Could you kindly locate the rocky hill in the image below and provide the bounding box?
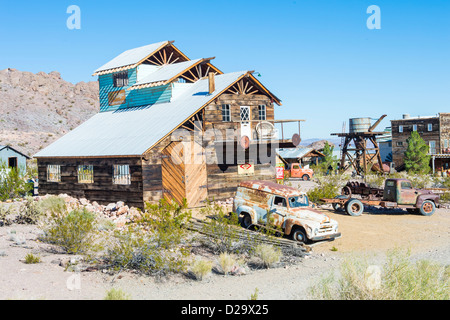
[0,68,99,157]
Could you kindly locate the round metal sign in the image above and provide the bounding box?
[292,133,301,146]
[240,135,250,149]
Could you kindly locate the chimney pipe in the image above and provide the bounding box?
[208,72,215,94]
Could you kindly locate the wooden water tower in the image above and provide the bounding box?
[332,115,387,175]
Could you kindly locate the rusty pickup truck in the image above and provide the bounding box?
[322,178,440,216]
[287,163,314,181]
[233,180,341,243]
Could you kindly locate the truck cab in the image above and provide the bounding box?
[233,180,340,243]
[288,163,314,181]
[382,178,440,215]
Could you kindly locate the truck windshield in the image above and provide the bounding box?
[288,195,309,208]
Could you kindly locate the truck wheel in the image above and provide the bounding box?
[346,199,364,216]
[332,195,348,212]
[291,227,308,243]
[240,213,253,228]
[419,200,436,216]
[302,174,310,181]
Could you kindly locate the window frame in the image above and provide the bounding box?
[258,104,266,121]
[113,164,131,185]
[222,104,231,122]
[77,165,94,184]
[47,164,61,183]
[399,125,403,133]
[412,124,417,131]
[427,123,433,132]
[113,71,129,87]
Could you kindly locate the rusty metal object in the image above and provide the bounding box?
[322,178,440,216]
[234,180,341,242]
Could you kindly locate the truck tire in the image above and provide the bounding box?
[291,227,308,243]
[345,199,364,216]
[332,195,348,212]
[240,213,253,228]
[302,174,310,181]
[419,200,436,216]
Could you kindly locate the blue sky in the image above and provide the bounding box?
[0,0,449,140]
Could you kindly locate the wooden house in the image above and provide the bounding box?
[34,41,301,208]
[391,113,450,174]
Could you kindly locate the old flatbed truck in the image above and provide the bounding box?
[321,178,440,216]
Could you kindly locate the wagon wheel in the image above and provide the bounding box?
[341,186,352,197]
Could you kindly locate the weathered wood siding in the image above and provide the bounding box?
[204,93,274,140]
[37,157,144,208]
[391,117,440,168]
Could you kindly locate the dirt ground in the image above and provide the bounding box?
[0,181,449,300]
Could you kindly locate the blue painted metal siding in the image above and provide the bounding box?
[98,68,172,112]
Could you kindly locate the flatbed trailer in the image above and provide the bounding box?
[321,178,441,216]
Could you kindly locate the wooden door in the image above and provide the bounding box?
[240,106,251,139]
[161,142,186,205]
[161,141,208,208]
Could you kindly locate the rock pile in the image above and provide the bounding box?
[35,194,143,228]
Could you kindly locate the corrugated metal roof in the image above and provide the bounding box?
[93,41,169,75]
[34,71,248,158]
[131,59,202,88]
[277,148,314,159]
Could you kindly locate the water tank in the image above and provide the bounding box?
[349,117,371,133]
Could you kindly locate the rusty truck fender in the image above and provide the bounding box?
[235,205,258,225]
[283,218,305,236]
[415,194,440,208]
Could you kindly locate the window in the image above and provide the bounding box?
[78,165,94,183]
[429,141,436,154]
[222,104,231,122]
[8,157,17,169]
[444,139,449,149]
[288,195,309,208]
[428,123,433,131]
[386,181,395,187]
[413,124,417,131]
[258,105,266,120]
[113,165,131,185]
[401,182,412,189]
[396,141,403,147]
[273,196,287,207]
[113,71,129,87]
[47,165,61,182]
[399,125,403,133]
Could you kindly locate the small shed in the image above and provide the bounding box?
[277,147,325,167]
[0,145,30,171]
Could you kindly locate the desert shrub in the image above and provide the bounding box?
[38,196,67,216]
[0,205,12,226]
[141,198,192,250]
[309,249,449,300]
[0,163,31,201]
[364,174,386,188]
[218,252,236,275]
[40,208,100,254]
[200,201,241,254]
[307,183,339,204]
[104,288,131,300]
[190,258,213,281]
[103,224,189,276]
[252,244,281,268]
[24,253,41,264]
[15,196,43,224]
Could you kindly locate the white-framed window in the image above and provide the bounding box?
[222,104,231,122]
[396,141,403,147]
[113,165,131,185]
[258,105,266,121]
[47,165,61,182]
[77,165,94,183]
[399,125,403,133]
[429,141,436,155]
[428,123,433,131]
[412,124,417,131]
